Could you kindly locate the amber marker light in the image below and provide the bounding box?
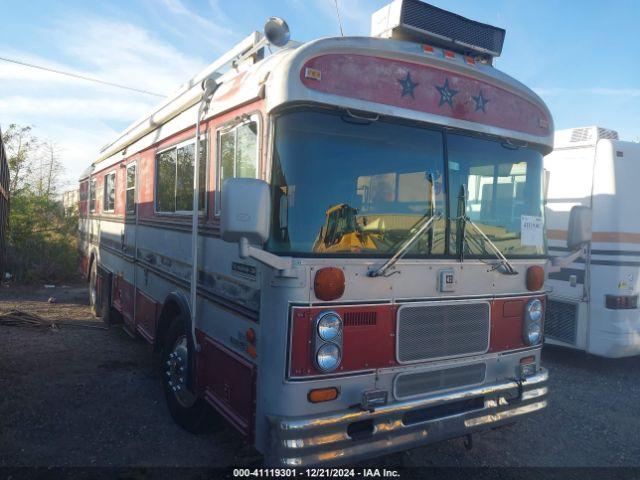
[314,267,345,301]
[520,356,535,365]
[246,328,256,344]
[526,266,545,291]
[308,387,339,403]
[519,355,537,377]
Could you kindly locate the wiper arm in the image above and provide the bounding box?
[367,212,442,277]
[461,217,518,275]
[455,184,517,275]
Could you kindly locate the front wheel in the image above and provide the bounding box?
[162,316,212,433]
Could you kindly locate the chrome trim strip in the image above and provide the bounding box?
[268,369,548,466]
[276,370,547,431]
[464,400,547,427]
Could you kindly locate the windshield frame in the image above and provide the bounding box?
[266,105,547,260]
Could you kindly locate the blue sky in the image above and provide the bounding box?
[1,0,638,186]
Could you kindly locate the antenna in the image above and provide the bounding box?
[334,0,344,36]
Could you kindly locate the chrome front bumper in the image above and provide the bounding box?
[267,369,548,466]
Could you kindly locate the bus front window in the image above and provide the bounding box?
[268,110,446,256]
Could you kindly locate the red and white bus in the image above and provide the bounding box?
[79,0,553,466]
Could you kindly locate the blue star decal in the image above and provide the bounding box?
[472,90,490,113]
[397,71,418,98]
[436,78,458,108]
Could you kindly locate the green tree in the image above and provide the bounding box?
[3,124,78,283]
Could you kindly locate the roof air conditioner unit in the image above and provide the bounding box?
[371,0,506,61]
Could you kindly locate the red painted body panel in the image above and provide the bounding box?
[135,290,158,343]
[291,296,545,377]
[300,54,550,137]
[112,275,135,324]
[78,254,89,278]
[197,332,256,439]
[290,305,399,377]
[489,296,545,352]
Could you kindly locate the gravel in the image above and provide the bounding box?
[1,285,639,468]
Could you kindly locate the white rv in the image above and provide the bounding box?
[545,126,640,357]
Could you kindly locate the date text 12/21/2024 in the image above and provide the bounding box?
[233,468,401,478]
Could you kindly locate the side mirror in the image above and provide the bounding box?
[220,178,271,244]
[567,205,592,250]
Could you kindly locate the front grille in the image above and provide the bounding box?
[395,363,486,399]
[545,300,578,344]
[397,302,490,363]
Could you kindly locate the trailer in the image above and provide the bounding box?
[0,127,8,278]
[545,126,640,358]
[79,0,554,465]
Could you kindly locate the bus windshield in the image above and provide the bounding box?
[268,109,545,258]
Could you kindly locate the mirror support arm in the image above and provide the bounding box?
[239,237,297,277]
[548,245,588,273]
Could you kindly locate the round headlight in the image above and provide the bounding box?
[316,343,341,372]
[317,311,342,341]
[525,322,542,345]
[526,299,543,322]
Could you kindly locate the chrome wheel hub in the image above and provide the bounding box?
[165,335,196,407]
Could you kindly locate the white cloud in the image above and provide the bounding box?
[0,96,154,121]
[158,0,238,52]
[51,16,207,95]
[1,8,222,188]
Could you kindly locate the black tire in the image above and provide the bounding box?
[161,315,211,434]
[89,260,99,317]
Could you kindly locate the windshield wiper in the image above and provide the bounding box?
[368,173,439,278]
[456,186,518,275]
[367,212,442,277]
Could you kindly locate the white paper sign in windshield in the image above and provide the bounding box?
[521,215,544,247]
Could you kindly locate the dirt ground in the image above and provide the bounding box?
[1,284,639,468]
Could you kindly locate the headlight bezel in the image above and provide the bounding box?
[315,342,342,372]
[316,311,342,342]
[523,298,544,345]
[313,310,343,373]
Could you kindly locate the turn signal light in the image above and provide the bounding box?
[314,267,345,301]
[520,355,535,365]
[526,266,545,291]
[246,328,256,344]
[519,355,536,377]
[308,387,339,403]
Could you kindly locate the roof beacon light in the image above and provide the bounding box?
[371,0,506,62]
[264,17,290,47]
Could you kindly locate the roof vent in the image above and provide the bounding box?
[371,0,505,60]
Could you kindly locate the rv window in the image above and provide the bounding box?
[126,163,136,214]
[89,179,96,213]
[217,120,258,211]
[104,172,116,212]
[155,140,206,213]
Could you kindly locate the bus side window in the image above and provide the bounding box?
[104,172,116,212]
[126,162,136,214]
[216,118,259,214]
[89,178,97,213]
